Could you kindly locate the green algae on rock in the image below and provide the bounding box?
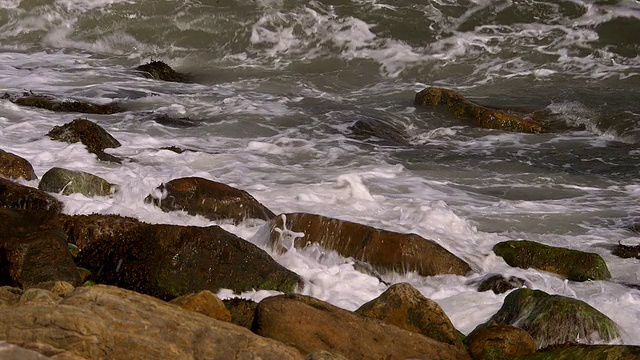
[493,240,611,282]
[39,167,116,197]
[489,288,621,349]
[415,87,544,133]
[515,344,640,360]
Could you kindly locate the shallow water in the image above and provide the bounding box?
[2,0,640,344]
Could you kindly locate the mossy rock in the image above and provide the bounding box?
[415,87,544,133]
[515,344,640,360]
[135,61,189,82]
[39,167,116,197]
[13,95,122,114]
[489,288,621,349]
[493,240,611,281]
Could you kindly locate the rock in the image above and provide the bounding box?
[223,297,258,329]
[0,208,82,288]
[465,322,536,360]
[348,119,409,146]
[169,290,231,322]
[60,214,302,299]
[493,240,611,282]
[2,341,85,360]
[135,61,188,82]
[0,341,52,360]
[153,114,199,128]
[28,281,75,297]
[470,274,527,294]
[0,178,62,213]
[145,177,276,224]
[516,344,640,360]
[0,287,22,308]
[46,119,122,163]
[414,87,544,133]
[260,213,471,277]
[488,288,620,349]
[38,167,116,197]
[356,283,464,349]
[159,146,188,154]
[0,149,37,181]
[18,288,61,306]
[305,351,349,360]
[612,243,640,259]
[12,95,122,115]
[253,294,471,360]
[1,285,303,359]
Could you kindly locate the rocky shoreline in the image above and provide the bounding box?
[1,62,639,359]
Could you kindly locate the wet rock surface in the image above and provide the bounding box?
[12,94,122,115]
[135,61,189,82]
[47,119,122,163]
[0,178,62,212]
[38,167,116,197]
[465,322,536,360]
[0,150,37,181]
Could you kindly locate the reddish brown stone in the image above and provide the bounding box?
[465,322,536,360]
[0,150,37,181]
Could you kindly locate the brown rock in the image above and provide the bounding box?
[0,286,22,308]
[356,283,464,349]
[0,208,81,288]
[3,341,86,360]
[135,61,189,82]
[415,87,544,133]
[0,150,37,181]
[13,95,122,115]
[223,297,258,329]
[0,178,62,213]
[18,288,61,306]
[29,281,75,297]
[170,290,231,322]
[252,294,471,360]
[261,213,471,277]
[46,119,122,163]
[60,214,302,299]
[305,351,349,360]
[465,322,536,360]
[471,274,527,294]
[145,177,276,224]
[0,341,52,359]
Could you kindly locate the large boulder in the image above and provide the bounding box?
[13,95,122,115]
[0,178,62,213]
[0,284,303,360]
[38,167,116,197]
[465,322,536,360]
[516,344,640,360]
[488,288,620,349]
[145,177,276,224]
[356,283,464,349]
[0,208,81,288]
[60,214,302,299]
[259,213,471,277]
[415,87,544,133]
[252,294,471,360]
[493,240,611,282]
[46,119,122,163]
[0,150,37,181]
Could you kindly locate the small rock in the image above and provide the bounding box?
[223,297,258,329]
[29,281,75,297]
[135,61,189,82]
[170,290,231,322]
[39,167,116,197]
[612,243,640,259]
[0,149,37,181]
[13,95,122,114]
[465,322,536,360]
[18,288,61,306]
[470,274,527,294]
[47,119,122,163]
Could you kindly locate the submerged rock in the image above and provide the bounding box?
[0,178,62,212]
[153,114,200,128]
[517,344,640,360]
[0,341,52,360]
[348,119,410,146]
[47,118,122,163]
[145,177,276,224]
[135,61,189,82]
[488,288,621,349]
[0,208,82,288]
[38,167,116,197]
[465,322,536,360]
[493,240,611,282]
[0,150,37,181]
[260,213,471,277]
[469,273,527,294]
[415,87,544,133]
[13,94,122,114]
[355,283,464,349]
[60,214,302,299]
[252,294,471,360]
[612,243,640,259]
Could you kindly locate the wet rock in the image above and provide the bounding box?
[0,341,52,360]
[465,322,536,360]
[348,119,410,146]
[145,177,276,224]
[356,283,464,349]
[470,274,527,294]
[488,288,620,349]
[60,214,302,299]
[415,87,544,133]
[0,178,62,213]
[612,243,640,259]
[260,213,471,277]
[12,95,122,115]
[0,149,37,181]
[252,294,471,360]
[47,118,122,163]
[169,290,231,322]
[0,208,82,288]
[0,285,303,360]
[153,114,199,128]
[38,167,116,197]
[160,146,188,153]
[517,344,640,360]
[223,297,258,329]
[493,240,611,282]
[135,61,189,82]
